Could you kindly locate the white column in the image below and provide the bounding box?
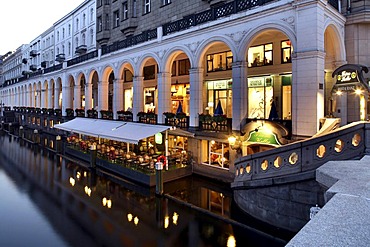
[62,85,71,116]
[133,76,144,121]
[231,61,248,131]
[54,83,61,109]
[98,80,109,117]
[189,68,204,127]
[113,79,124,119]
[85,82,92,111]
[47,87,53,109]
[73,84,82,111]
[157,72,171,124]
[40,88,47,109]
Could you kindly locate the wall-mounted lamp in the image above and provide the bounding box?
[228,135,241,151]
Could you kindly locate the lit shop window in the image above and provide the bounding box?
[248,43,273,67]
[282,75,292,120]
[202,140,229,169]
[248,76,273,119]
[207,51,233,72]
[281,40,292,63]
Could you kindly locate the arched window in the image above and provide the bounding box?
[75,37,79,47]
[90,29,94,45]
[68,42,71,55]
[83,14,86,27]
[62,28,65,39]
[90,8,94,23]
[76,19,79,31]
[62,45,65,54]
[82,34,86,45]
[68,24,71,36]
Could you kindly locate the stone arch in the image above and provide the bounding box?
[118,59,135,79]
[239,21,296,59]
[136,53,161,76]
[194,35,237,68]
[161,46,194,72]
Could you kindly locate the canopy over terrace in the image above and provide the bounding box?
[54,118,180,144]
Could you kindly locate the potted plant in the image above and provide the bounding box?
[163,112,175,119]
[66,108,74,117]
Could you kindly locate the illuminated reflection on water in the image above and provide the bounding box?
[0,134,288,247]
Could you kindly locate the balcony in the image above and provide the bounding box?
[29,50,38,57]
[55,54,65,63]
[29,65,37,71]
[41,61,47,68]
[96,30,110,45]
[120,17,138,36]
[75,45,87,55]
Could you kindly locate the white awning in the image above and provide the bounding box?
[54,118,193,144]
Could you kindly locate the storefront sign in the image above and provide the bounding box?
[248,77,273,87]
[207,80,231,90]
[336,70,359,84]
[246,130,281,146]
[155,133,163,144]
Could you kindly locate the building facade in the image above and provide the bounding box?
[0,0,369,177]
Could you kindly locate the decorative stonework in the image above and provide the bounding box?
[185,41,201,54]
[155,50,166,59]
[282,16,295,28]
[226,30,248,44]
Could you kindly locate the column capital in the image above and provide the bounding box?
[189,67,204,74]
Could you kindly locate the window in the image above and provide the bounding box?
[133,0,137,17]
[97,0,102,7]
[124,69,133,82]
[68,42,71,55]
[248,43,273,67]
[90,8,94,23]
[75,37,79,47]
[178,59,190,75]
[57,31,60,41]
[97,16,102,32]
[143,0,151,14]
[281,40,292,63]
[76,19,79,31]
[206,51,233,72]
[162,0,171,6]
[143,65,155,80]
[62,28,65,39]
[122,2,128,20]
[113,10,120,27]
[105,14,110,30]
[104,0,110,5]
[202,140,230,169]
[171,61,176,76]
[82,33,86,45]
[68,24,71,36]
[62,45,65,54]
[83,13,86,27]
[281,75,292,120]
[90,29,94,45]
[247,76,274,119]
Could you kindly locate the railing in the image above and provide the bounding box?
[164,115,189,129]
[163,0,275,35]
[117,111,133,122]
[198,114,232,133]
[44,63,63,74]
[232,122,368,189]
[137,112,157,124]
[101,29,157,56]
[67,50,98,67]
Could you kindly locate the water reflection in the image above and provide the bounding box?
[0,133,288,247]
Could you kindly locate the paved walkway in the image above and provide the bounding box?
[286,156,370,247]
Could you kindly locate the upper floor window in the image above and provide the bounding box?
[207,51,233,72]
[105,14,110,30]
[90,8,94,23]
[124,69,133,82]
[82,34,86,45]
[97,16,102,32]
[97,0,102,7]
[248,43,273,67]
[105,0,110,5]
[76,19,79,31]
[122,2,128,20]
[179,59,190,75]
[143,65,155,80]
[113,10,120,27]
[75,37,79,48]
[90,29,94,45]
[57,31,60,41]
[83,13,86,27]
[281,40,292,63]
[62,28,65,39]
[133,0,137,17]
[143,0,151,14]
[68,24,71,36]
[162,0,171,6]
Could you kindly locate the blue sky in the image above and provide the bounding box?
[0,0,85,55]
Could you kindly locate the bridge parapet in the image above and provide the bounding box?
[232,122,368,189]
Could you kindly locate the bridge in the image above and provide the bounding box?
[231,121,370,232]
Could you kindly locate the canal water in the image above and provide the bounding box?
[0,133,292,247]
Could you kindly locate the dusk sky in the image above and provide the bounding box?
[0,0,85,55]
